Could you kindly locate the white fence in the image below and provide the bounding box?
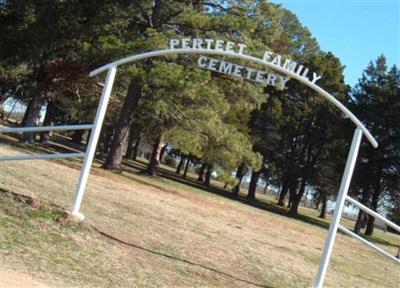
[1,46,398,288]
[0,124,92,161]
[0,123,95,222]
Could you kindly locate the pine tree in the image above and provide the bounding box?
[350,56,400,236]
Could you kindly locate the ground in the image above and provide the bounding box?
[0,143,399,288]
[1,270,48,288]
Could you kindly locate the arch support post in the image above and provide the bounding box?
[71,66,117,220]
[313,127,363,288]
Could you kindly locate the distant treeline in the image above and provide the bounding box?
[1,0,399,236]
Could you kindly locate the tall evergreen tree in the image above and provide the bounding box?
[350,56,400,236]
[250,51,348,215]
[0,0,138,141]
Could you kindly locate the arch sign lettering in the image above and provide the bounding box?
[1,38,398,288]
[170,38,321,90]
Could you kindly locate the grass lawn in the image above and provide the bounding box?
[1,143,399,287]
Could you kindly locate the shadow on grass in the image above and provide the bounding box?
[3,134,394,248]
[0,132,86,154]
[1,130,328,231]
[95,227,274,288]
[360,234,400,249]
[121,159,330,231]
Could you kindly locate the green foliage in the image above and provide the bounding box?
[249,50,348,213]
[350,56,400,225]
[4,0,394,214]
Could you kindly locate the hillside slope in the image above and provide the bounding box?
[1,144,399,288]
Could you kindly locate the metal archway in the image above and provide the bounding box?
[2,45,398,288]
[73,47,400,288]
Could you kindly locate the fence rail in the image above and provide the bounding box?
[334,196,400,265]
[0,124,92,161]
[346,196,400,233]
[0,152,86,161]
[338,224,400,264]
[0,124,93,133]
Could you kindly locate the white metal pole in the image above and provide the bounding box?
[337,225,400,264]
[313,127,363,288]
[71,66,117,220]
[345,196,400,233]
[0,124,93,133]
[1,152,85,161]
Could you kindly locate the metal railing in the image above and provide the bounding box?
[0,124,92,161]
[313,128,399,288]
[341,196,400,264]
[1,47,396,288]
[346,196,400,233]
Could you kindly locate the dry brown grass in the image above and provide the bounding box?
[1,144,399,288]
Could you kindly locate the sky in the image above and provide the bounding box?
[270,0,400,86]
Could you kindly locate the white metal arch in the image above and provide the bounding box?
[89,48,378,148]
[69,48,391,288]
[68,48,390,288]
[2,47,397,288]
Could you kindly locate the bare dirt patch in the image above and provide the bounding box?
[1,270,49,288]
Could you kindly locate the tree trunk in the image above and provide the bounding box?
[125,126,138,158]
[277,175,289,206]
[288,196,299,215]
[183,156,190,178]
[197,162,206,182]
[146,133,164,176]
[247,169,262,200]
[362,215,369,229]
[131,138,140,160]
[20,95,44,143]
[159,144,168,163]
[288,177,306,216]
[204,164,213,186]
[132,137,141,160]
[365,191,379,236]
[287,193,293,208]
[71,129,84,145]
[103,79,142,170]
[101,127,113,154]
[232,163,246,196]
[354,187,370,234]
[287,178,298,209]
[319,191,327,219]
[39,100,56,145]
[315,191,322,209]
[354,210,366,234]
[21,99,33,125]
[125,125,141,160]
[176,156,186,174]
